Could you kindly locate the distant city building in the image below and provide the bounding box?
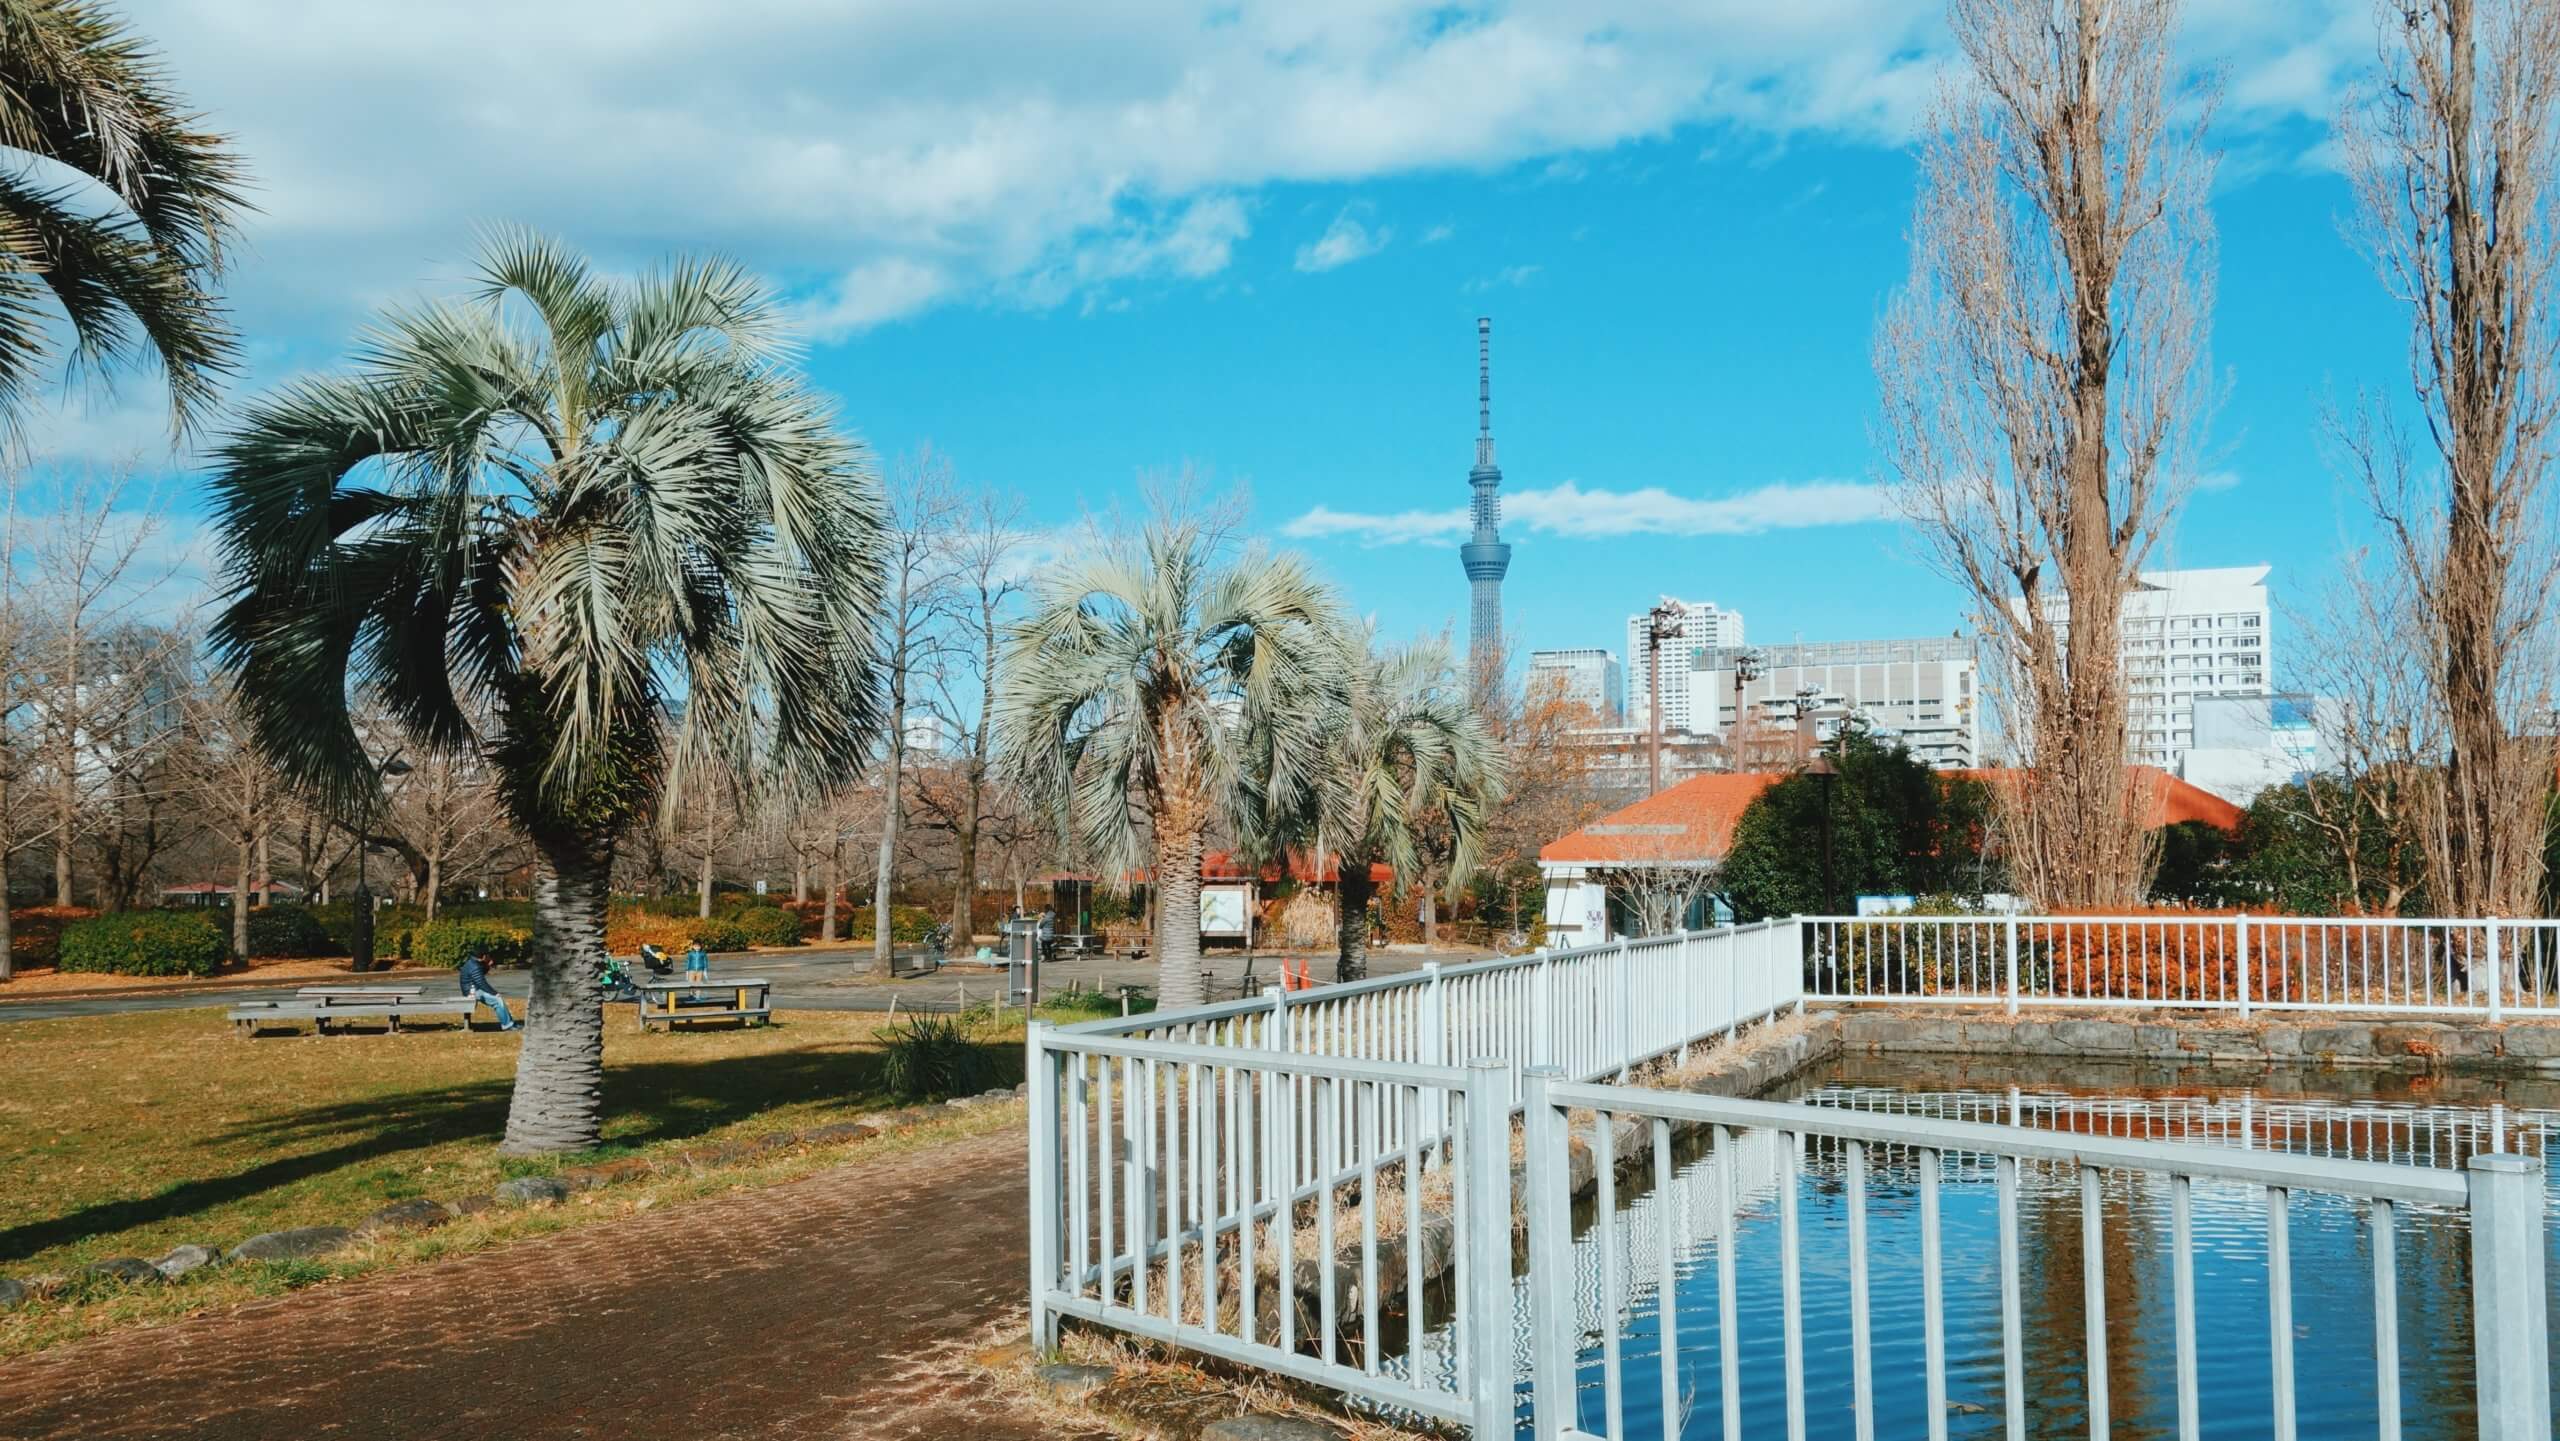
[1698,636,1981,769]
[880,712,960,761]
[1526,648,1622,723]
[1624,597,1744,734]
[1458,317,1510,690]
[1562,725,1727,796]
[2179,693,2333,805]
[2018,564,2273,771]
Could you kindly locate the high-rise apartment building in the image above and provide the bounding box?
[1624,598,1743,733]
[1526,648,1621,723]
[2024,564,2273,770]
[1698,636,1981,768]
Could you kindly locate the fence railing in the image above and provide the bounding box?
[1026,915,2558,1438]
[1802,912,2560,1017]
[1521,1072,2552,1441]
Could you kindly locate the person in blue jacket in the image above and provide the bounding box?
[457,949,518,1031]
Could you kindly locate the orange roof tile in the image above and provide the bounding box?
[1540,763,2241,868]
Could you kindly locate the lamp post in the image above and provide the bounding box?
[1729,648,1763,768]
[1643,601,1681,794]
[348,752,411,973]
[1804,749,1840,915]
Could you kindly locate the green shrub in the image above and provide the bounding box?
[731,905,804,947]
[243,904,336,958]
[875,1013,999,1101]
[58,911,231,977]
[686,918,751,953]
[411,918,531,969]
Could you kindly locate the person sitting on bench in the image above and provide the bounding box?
[457,949,518,1031]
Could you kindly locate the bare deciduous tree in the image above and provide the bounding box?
[870,450,957,976]
[1876,0,2217,908]
[916,485,1024,945]
[2338,0,2560,918]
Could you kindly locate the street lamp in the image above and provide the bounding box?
[1643,601,1682,794]
[348,752,411,973]
[1804,749,1840,916]
[1729,648,1763,768]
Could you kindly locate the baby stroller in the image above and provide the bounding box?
[596,952,645,1003]
[637,942,674,977]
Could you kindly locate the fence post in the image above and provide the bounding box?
[1460,1059,1517,1439]
[2004,912,2020,1018]
[2488,921,2506,1023]
[1419,966,1446,1169]
[1616,941,1634,1080]
[1533,950,1555,1070]
[1727,926,1743,1045]
[1263,985,1288,1191]
[1792,919,1806,1017]
[2235,913,2251,1021]
[1522,1067,1574,1441]
[2468,1154,2551,1437]
[1026,1021,1059,1350]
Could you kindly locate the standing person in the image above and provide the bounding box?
[684,938,710,999]
[457,948,518,1031]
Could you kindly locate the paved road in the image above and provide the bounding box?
[0,944,1461,1023]
[0,1122,1081,1441]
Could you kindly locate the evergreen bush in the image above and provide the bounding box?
[58,911,230,977]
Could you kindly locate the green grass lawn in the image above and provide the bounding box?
[0,1003,1040,1358]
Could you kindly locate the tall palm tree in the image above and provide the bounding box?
[210,232,884,1153]
[1283,636,1503,981]
[997,518,1348,1009]
[0,0,247,440]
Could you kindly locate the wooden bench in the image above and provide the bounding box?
[635,977,772,1031]
[230,993,483,1035]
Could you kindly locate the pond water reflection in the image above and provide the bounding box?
[1529,1057,2559,1440]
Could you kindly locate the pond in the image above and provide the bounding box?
[1465,1057,2558,1439]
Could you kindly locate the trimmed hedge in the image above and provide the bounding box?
[731,905,804,947]
[411,918,531,970]
[59,911,231,977]
[244,904,335,959]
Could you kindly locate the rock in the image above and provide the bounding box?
[2052,1020,2135,1054]
[1012,1081,1028,1096]
[152,1245,218,1281]
[355,1197,454,1236]
[2501,1025,2560,1059]
[751,1131,801,1153]
[1034,1363,1115,1400]
[798,1121,879,1147]
[980,1087,1016,1101]
[1200,1418,1346,1441]
[79,1257,162,1286]
[2300,1025,2375,1059]
[493,1176,570,1207]
[451,1194,499,1216]
[228,1227,354,1263]
[0,1277,24,1310]
[679,1140,756,1167]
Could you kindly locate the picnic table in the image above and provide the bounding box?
[230,984,482,1035]
[634,976,771,1031]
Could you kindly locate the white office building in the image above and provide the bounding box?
[1624,598,1744,734]
[2024,564,2273,771]
[2180,693,2331,805]
[1697,636,1982,768]
[1526,648,1622,723]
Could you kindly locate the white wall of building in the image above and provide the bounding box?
[1625,597,1743,733]
[1696,637,1981,768]
[2020,564,2273,771]
[1527,647,1622,722]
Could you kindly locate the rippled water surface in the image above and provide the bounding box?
[1533,1056,2559,1440]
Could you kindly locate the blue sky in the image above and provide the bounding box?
[54,2,2413,686]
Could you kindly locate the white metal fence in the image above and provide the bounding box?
[1025,915,2558,1438]
[1802,912,2560,1018]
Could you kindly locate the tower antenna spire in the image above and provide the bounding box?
[1476,316,1493,466]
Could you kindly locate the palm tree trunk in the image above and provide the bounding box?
[1334,862,1375,983]
[1155,818,1207,1010]
[501,838,614,1154]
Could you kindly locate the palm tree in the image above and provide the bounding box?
[0,0,248,440]
[210,232,884,1153]
[1285,636,1504,981]
[997,518,1348,1009]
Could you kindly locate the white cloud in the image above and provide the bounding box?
[2192,469,2243,493]
[105,0,2372,355]
[1420,223,1455,245]
[1295,208,1391,272]
[802,257,953,338]
[1284,478,1892,544]
[1464,264,1541,292]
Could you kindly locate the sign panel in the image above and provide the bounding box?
[1200,882,1252,938]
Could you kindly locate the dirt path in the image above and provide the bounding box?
[0,1124,1059,1441]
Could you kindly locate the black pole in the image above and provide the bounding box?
[348,808,375,974]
